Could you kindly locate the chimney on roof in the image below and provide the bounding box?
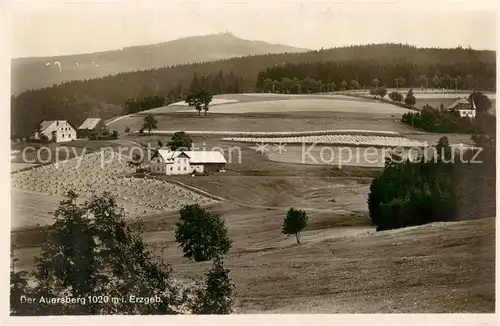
[56,120,59,126]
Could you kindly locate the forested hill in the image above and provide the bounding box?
[11,33,307,95]
[11,43,496,137]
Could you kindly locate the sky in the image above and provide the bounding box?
[9,0,498,58]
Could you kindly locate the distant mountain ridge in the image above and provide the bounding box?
[11,43,495,137]
[11,33,308,94]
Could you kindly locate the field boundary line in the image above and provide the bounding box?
[167,179,351,213]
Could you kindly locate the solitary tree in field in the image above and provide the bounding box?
[190,257,235,314]
[186,90,203,115]
[186,89,213,116]
[143,115,158,135]
[201,90,213,116]
[125,126,130,134]
[167,131,193,151]
[404,88,416,107]
[175,204,231,262]
[282,208,308,244]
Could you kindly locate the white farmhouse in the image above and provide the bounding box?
[35,120,77,143]
[150,149,227,175]
[448,98,476,119]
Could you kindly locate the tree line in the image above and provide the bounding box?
[256,61,495,93]
[11,43,495,136]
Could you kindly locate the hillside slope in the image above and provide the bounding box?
[11,43,495,137]
[11,33,307,94]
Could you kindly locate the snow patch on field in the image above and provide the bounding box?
[170,98,239,106]
[223,134,425,148]
[179,98,409,114]
[146,129,401,137]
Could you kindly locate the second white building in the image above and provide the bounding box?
[150,149,227,175]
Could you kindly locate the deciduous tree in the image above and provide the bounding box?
[143,115,158,135]
[167,131,193,151]
[175,204,231,262]
[282,208,308,244]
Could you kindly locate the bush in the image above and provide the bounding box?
[282,208,308,244]
[175,204,231,262]
[26,135,50,144]
[404,88,416,107]
[370,87,387,98]
[389,91,403,102]
[111,130,119,139]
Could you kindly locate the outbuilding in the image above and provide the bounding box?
[77,118,107,139]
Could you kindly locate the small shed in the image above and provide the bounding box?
[77,118,107,139]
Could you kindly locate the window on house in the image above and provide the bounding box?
[184,167,187,171]
[177,167,180,171]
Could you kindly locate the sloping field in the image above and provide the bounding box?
[139,93,376,115]
[176,98,409,114]
[168,216,494,313]
[108,112,414,136]
[11,166,494,313]
[11,209,495,313]
[172,175,370,211]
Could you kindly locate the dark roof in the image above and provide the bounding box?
[448,98,473,110]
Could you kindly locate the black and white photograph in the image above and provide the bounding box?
[6,0,498,320]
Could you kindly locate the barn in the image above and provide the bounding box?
[77,118,107,139]
[150,149,227,175]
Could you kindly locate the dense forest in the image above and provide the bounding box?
[256,61,495,93]
[368,137,495,231]
[11,43,496,137]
